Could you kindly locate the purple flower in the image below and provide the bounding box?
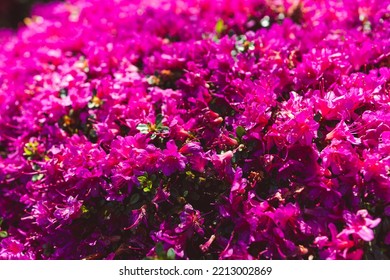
[278,144,320,183]
[124,205,147,231]
[314,223,363,260]
[179,142,208,172]
[53,196,82,223]
[159,140,187,176]
[175,204,204,236]
[340,209,381,242]
[0,237,33,260]
[211,150,235,182]
[325,121,361,145]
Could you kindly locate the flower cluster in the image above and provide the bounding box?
[0,0,389,260]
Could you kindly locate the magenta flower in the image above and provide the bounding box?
[53,196,83,223]
[159,140,187,176]
[340,210,381,242]
[314,223,363,260]
[325,121,361,145]
[179,142,208,172]
[175,204,204,236]
[211,150,235,182]
[0,237,33,260]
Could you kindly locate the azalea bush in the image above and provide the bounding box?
[0,0,389,260]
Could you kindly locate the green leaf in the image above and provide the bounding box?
[23,146,33,156]
[155,243,165,258]
[23,141,39,157]
[155,114,164,127]
[0,217,3,227]
[89,129,97,139]
[185,170,195,179]
[0,231,8,238]
[212,35,220,43]
[81,205,89,214]
[160,126,169,133]
[136,123,150,134]
[236,45,245,52]
[32,173,44,182]
[143,180,153,193]
[32,163,40,171]
[137,175,148,184]
[236,126,246,139]
[167,248,176,260]
[129,193,140,205]
[43,243,54,256]
[215,19,225,34]
[137,174,153,192]
[59,88,68,98]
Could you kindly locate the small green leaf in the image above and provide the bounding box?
[136,123,150,134]
[215,19,225,34]
[80,204,91,218]
[236,126,246,139]
[185,171,195,180]
[23,146,33,156]
[137,174,153,192]
[137,175,148,184]
[23,141,39,157]
[43,243,54,256]
[160,126,169,133]
[155,114,164,127]
[32,173,44,182]
[236,45,245,52]
[59,88,68,98]
[212,35,220,43]
[0,231,8,238]
[89,129,97,139]
[0,217,3,227]
[129,193,140,205]
[155,243,165,258]
[167,248,176,260]
[32,163,40,171]
[143,180,153,193]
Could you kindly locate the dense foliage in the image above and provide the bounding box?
[0,0,389,259]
